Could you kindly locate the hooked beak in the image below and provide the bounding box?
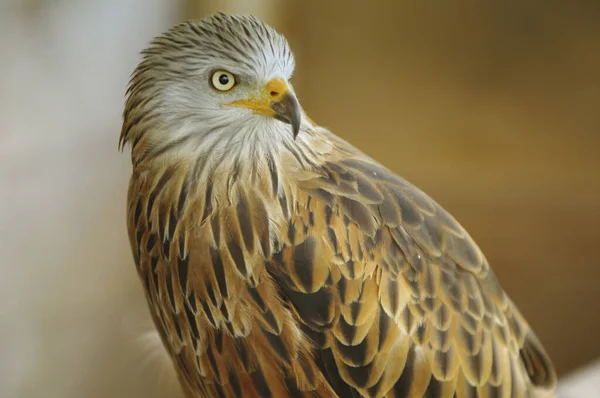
[225,78,301,139]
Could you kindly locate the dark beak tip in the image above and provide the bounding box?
[271,92,302,140]
[291,113,301,140]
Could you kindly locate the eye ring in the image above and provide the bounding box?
[210,70,236,92]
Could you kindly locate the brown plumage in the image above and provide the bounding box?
[120,13,556,398]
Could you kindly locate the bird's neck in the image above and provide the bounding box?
[129,122,335,223]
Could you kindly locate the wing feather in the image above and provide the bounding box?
[283,148,557,397]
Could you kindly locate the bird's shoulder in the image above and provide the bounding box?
[270,136,557,396]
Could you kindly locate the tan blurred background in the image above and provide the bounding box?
[1,1,598,397]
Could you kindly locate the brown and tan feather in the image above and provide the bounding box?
[125,122,556,397]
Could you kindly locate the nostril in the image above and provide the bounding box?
[269,91,279,97]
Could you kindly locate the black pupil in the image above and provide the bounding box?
[218,74,230,86]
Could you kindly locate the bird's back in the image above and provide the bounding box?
[125,125,556,398]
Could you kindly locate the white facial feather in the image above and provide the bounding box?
[121,13,298,162]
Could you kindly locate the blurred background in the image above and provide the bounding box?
[1,1,598,397]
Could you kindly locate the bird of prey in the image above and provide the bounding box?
[119,13,556,398]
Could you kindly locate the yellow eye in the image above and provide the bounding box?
[210,70,236,92]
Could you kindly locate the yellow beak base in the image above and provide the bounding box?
[226,78,301,138]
